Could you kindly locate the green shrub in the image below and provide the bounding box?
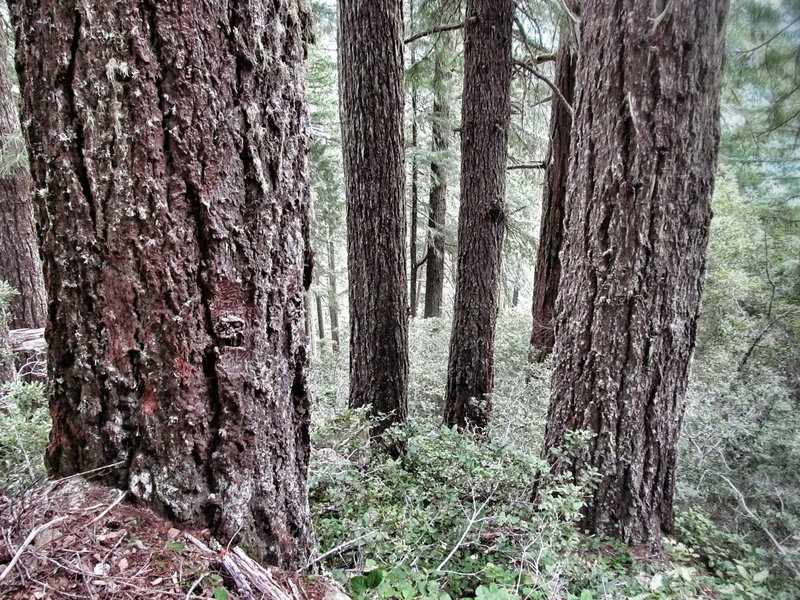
[0,379,49,492]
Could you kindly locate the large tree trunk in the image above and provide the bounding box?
[339,0,408,454]
[423,42,451,319]
[0,22,45,330]
[529,42,576,363]
[326,231,340,353]
[11,0,316,568]
[542,0,729,547]
[444,0,513,431]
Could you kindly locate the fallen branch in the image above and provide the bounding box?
[718,474,800,581]
[301,531,375,572]
[8,327,45,353]
[0,515,68,583]
[436,485,496,572]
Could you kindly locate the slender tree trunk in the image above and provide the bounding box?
[410,86,420,318]
[542,0,730,547]
[11,0,316,567]
[0,21,45,329]
[423,42,451,319]
[314,272,326,340]
[305,291,315,356]
[326,230,340,353]
[529,42,576,363]
[444,0,513,431]
[339,0,408,454]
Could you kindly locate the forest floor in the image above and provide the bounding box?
[0,476,347,600]
[1,312,798,599]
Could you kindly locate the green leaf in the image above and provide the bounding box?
[350,575,368,595]
[752,569,769,583]
[166,541,185,552]
[580,590,593,600]
[649,573,664,592]
[213,587,229,600]
[365,569,384,589]
[736,564,749,579]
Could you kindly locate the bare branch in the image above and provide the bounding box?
[718,474,800,581]
[405,17,476,45]
[513,60,574,118]
[508,162,546,171]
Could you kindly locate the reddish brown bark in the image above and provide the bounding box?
[11,0,316,567]
[529,42,576,363]
[542,0,730,547]
[0,23,45,329]
[444,0,513,430]
[339,0,408,453]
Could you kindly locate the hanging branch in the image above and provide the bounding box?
[405,17,476,44]
[513,60,574,117]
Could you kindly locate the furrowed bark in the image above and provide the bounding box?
[444,0,513,431]
[11,0,317,568]
[339,0,408,454]
[0,21,45,329]
[542,0,730,547]
[529,42,576,363]
[424,39,452,320]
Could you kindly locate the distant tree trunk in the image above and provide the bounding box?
[541,0,730,547]
[529,42,576,363]
[0,22,45,329]
[326,231,340,353]
[423,43,451,319]
[305,292,315,356]
[444,0,513,431]
[11,0,316,568]
[410,85,420,318]
[339,0,408,454]
[314,271,326,340]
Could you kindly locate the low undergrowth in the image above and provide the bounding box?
[308,312,800,599]
[308,410,799,599]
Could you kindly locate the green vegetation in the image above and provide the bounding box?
[303,170,800,598]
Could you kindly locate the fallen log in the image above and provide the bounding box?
[9,327,45,353]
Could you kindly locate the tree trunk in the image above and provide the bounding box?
[11,0,316,568]
[542,0,730,547]
[339,0,408,454]
[0,21,45,330]
[305,291,315,356]
[326,231,340,353]
[529,42,576,363]
[410,85,420,318]
[314,270,326,341]
[443,0,513,431]
[423,41,451,319]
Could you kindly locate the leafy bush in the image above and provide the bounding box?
[0,377,49,492]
